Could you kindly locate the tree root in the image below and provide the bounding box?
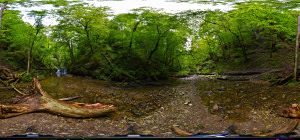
[0,66,26,88]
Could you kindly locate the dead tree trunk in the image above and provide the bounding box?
[172,119,299,137]
[280,103,300,118]
[0,78,116,118]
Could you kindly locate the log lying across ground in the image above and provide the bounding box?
[172,118,299,137]
[280,104,300,118]
[253,119,299,137]
[0,78,116,118]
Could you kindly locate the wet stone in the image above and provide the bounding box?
[202,91,212,94]
[140,102,147,107]
[213,104,219,110]
[194,124,205,129]
[218,88,225,91]
[132,109,145,116]
[225,99,232,103]
[184,99,191,105]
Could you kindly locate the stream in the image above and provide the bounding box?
[1,73,300,136]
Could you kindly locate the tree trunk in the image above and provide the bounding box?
[27,30,31,74]
[85,28,93,54]
[147,37,160,65]
[294,13,300,81]
[128,21,140,53]
[0,1,8,35]
[68,41,76,64]
[0,78,116,118]
[237,25,247,62]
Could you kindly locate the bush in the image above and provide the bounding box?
[287,81,299,86]
[21,73,38,82]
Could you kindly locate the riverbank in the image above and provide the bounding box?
[1,74,299,137]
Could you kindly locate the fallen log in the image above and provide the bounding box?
[0,78,116,118]
[280,104,300,118]
[172,126,193,136]
[253,119,299,137]
[172,119,299,137]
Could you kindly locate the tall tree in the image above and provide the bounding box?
[294,13,300,81]
[0,0,73,35]
[27,10,46,73]
[54,4,110,54]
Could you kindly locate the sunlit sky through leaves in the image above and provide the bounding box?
[15,0,235,26]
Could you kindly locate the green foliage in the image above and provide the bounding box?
[2,1,299,82]
[175,70,189,77]
[262,74,271,81]
[287,81,299,86]
[21,73,37,82]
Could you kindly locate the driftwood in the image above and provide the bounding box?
[58,96,83,101]
[172,119,299,137]
[0,67,26,95]
[0,78,116,118]
[172,126,193,136]
[280,104,300,118]
[253,119,299,137]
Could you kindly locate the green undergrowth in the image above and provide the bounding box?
[287,80,299,86]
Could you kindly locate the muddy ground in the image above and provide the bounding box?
[0,74,299,137]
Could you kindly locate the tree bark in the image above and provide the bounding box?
[146,26,174,65]
[27,28,32,74]
[0,1,8,35]
[294,13,300,81]
[68,41,76,64]
[84,28,93,54]
[128,21,140,53]
[0,78,116,118]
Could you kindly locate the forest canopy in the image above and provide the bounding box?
[0,1,299,82]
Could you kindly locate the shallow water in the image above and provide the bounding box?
[1,74,300,124]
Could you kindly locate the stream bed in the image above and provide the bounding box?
[0,74,300,137]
